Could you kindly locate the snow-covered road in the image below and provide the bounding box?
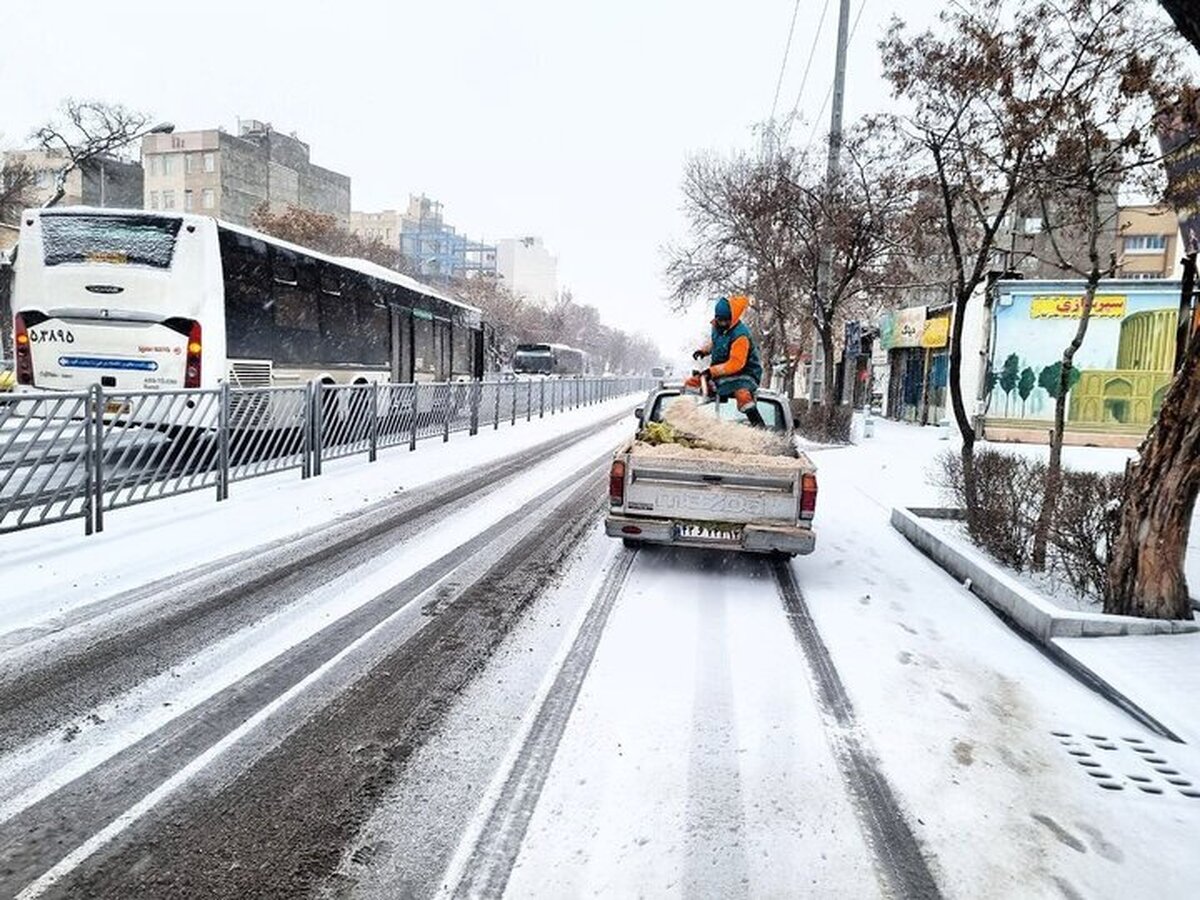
[0,410,1197,899]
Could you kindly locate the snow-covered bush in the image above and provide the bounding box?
[937,449,1122,602]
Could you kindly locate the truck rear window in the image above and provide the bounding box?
[41,213,182,269]
[651,394,786,431]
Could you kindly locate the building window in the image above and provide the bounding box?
[146,155,158,176]
[184,190,194,211]
[185,154,198,174]
[1124,234,1167,252]
[163,190,176,210]
[149,191,160,209]
[202,188,215,210]
[162,155,175,176]
[203,152,215,173]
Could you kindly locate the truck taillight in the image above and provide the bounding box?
[609,459,626,505]
[14,313,33,385]
[184,320,202,388]
[800,472,817,521]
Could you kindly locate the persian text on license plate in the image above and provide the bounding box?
[105,401,131,415]
[675,523,740,542]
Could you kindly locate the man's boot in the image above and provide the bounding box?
[743,405,766,428]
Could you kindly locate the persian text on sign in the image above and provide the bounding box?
[1030,295,1127,319]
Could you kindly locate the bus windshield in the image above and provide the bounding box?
[41,213,181,269]
[513,350,553,373]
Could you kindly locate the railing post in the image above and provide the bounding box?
[494,380,501,430]
[301,383,313,479]
[526,379,532,422]
[409,384,420,451]
[217,382,230,500]
[84,386,96,535]
[369,381,379,462]
[93,384,105,534]
[511,381,517,425]
[539,378,545,418]
[443,384,452,442]
[469,380,480,436]
[312,380,324,477]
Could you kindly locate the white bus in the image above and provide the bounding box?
[10,208,484,398]
[512,342,590,377]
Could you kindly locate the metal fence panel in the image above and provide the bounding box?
[0,377,654,536]
[98,388,222,516]
[228,385,310,482]
[0,391,94,534]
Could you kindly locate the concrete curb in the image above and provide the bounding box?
[889,507,1199,640]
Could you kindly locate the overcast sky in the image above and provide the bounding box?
[2,0,945,363]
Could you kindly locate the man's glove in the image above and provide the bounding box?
[692,348,707,360]
[697,368,712,380]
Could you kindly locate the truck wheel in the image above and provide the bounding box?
[622,538,641,550]
[770,550,796,561]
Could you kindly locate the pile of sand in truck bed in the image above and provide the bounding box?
[631,440,803,470]
[638,395,794,457]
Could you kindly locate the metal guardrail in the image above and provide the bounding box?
[0,376,654,536]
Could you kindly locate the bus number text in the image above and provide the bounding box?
[28,329,76,344]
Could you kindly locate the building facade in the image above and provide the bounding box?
[141,121,350,226]
[350,209,403,250]
[1,149,143,210]
[1116,205,1181,280]
[495,236,558,304]
[395,195,496,281]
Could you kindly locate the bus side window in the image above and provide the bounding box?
[413,313,435,381]
[451,321,472,377]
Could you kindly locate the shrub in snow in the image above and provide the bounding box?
[937,448,1122,603]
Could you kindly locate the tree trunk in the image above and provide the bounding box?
[1032,276,1100,571]
[1105,331,1200,620]
[948,291,979,528]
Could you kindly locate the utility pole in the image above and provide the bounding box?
[813,0,853,404]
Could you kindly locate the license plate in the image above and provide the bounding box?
[675,523,741,543]
[105,400,131,416]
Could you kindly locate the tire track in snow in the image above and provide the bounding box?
[0,448,621,899]
[772,559,943,900]
[0,410,630,755]
[445,547,638,899]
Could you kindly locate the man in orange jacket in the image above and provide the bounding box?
[687,295,766,427]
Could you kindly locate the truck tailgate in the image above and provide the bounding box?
[624,457,801,525]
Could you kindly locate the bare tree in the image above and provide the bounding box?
[1104,41,1200,619]
[665,149,801,393]
[32,99,162,208]
[788,131,915,412]
[881,0,1094,525]
[0,157,38,224]
[1026,0,1186,571]
[250,204,409,272]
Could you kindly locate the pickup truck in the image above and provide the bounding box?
[605,384,817,556]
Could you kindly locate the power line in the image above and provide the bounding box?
[803,0,868,155]
[781,0,833,142]
[769,0,804,123]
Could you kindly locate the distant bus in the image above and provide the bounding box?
[512,342,588,376]
[10,208,484,396]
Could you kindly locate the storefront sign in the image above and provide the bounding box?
[1030,295,1127,319]
[920,316,950,348]
[885,306,926,349]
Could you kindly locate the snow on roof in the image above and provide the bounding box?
[36,208,479,314]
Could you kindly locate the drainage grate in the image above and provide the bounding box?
[1050,731,1200,799]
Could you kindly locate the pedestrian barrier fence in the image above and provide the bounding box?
[0,376,655,536]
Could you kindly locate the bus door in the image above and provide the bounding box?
[434,318,451,382]
[391,307,413,384]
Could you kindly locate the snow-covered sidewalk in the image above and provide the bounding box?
[1053,633,1200,746]
[845,415,1200,744]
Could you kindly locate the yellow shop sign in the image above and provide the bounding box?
[1030,294,1127,319]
